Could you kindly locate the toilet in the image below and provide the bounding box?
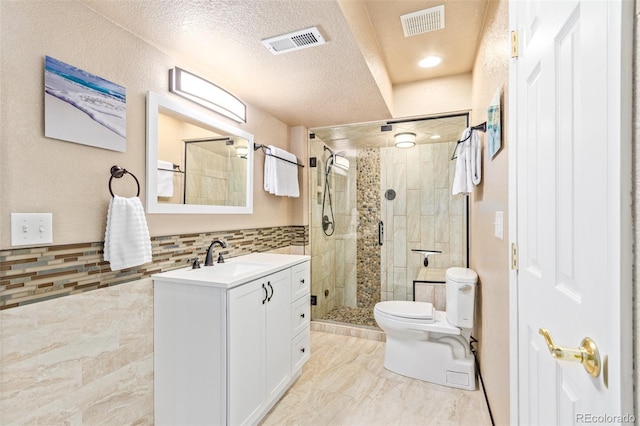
[373,267,478,390]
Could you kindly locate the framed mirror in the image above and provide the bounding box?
[146,91,254,214]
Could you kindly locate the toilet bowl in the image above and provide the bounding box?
[374,267,478,390]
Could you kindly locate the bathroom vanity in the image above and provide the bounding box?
[153,253,310,425]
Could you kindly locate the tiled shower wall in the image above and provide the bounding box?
[334,151,358,309]
[184,144,247,206]
[356,149,381,308]
[380,141,467,301]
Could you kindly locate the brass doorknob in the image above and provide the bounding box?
[538,328,601,378]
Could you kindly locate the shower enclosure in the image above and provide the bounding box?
[308,114,470,328]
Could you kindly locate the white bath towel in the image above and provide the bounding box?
[452,128,482,195]
[264,145,299,197]
[104,196,152,271]
[264,146,277,193]
[157,160,174,197]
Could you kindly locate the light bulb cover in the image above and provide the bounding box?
[169,67,246,123]
[394,132,416,148]
[418,56,442,68]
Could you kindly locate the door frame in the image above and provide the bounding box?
[507,0,635,423]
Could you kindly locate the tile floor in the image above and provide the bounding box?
[261,330,493,426]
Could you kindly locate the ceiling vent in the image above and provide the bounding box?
[400,5,445,37]
[262,26,326,55]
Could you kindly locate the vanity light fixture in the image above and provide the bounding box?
[394,132,416,148]
[419,56,442,68]
[430,134,441,139]
[169,67,246,123]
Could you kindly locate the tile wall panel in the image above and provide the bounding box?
[0,225,307,310]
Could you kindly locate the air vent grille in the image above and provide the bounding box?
[400,5,445,37]
[262,26,326,55]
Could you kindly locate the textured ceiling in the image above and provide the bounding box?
[79,0,488,129]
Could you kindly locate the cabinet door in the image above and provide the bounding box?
[264,269,292,401]
[228,278,266,426]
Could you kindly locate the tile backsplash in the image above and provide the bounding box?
[0,225,307,310]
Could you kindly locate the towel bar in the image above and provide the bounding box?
[109,165,140,197]
[254,143,304,168]
[451,122,487,160]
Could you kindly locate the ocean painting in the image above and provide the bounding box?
[487,87,501,160]
[44,56,126,152]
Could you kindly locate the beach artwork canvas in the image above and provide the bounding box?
[487,87,501,159]
[44,56,126,152]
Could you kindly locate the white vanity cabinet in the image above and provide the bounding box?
[153,254,310,426]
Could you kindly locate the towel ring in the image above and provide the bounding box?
[109,165,140,197]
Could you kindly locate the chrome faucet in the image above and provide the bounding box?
[205,239,227,266]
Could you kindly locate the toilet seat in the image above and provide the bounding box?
[374,303,461,335]
[375,301,434,321]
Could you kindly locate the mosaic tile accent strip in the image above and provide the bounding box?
[356,149,381,308]
[0,225,308,310]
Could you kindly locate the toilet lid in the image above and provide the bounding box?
[375,301,434,320]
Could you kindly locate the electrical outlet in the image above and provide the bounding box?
[11,213,53,246]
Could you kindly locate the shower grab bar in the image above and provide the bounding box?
[254,143,305,168]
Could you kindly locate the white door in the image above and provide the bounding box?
[510,0,633,424]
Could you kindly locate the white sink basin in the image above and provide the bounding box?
[206,261,268,278]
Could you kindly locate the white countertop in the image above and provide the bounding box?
[152,252,310,289]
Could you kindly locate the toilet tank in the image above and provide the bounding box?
[445,267,478,329]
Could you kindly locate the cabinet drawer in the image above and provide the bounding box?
[291,296,310,337]
[291,261,310,301]
[291,330,310,372]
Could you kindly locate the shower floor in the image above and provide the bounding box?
[319,306,379,328]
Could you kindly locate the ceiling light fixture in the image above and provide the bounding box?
[169,67,246,123]
[394,132,416,148]
[236,147,248,158]
[419,56,442,68]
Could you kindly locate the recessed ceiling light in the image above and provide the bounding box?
[419,56,442,68]
[430,134,441,139]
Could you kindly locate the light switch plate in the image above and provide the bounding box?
[494,211,504,240]
[11,213,53,246]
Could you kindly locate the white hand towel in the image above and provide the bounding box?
[468,129,482,186]
[452,128,482,195]
[104,196,152,271]
[157,160,174,197]
[272,146,300,197]
[264,145,299,197]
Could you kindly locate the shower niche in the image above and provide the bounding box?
[308,114,469,328]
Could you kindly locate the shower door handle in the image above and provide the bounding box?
[379,221,384,246]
